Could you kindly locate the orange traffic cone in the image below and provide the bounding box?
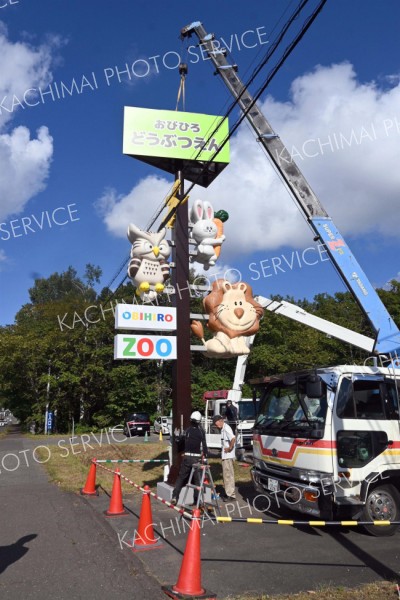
[131,485,162,551]
[162,509,216,599]
[80,459,98,496]
[104,468,129,517]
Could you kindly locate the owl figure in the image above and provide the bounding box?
[127,224,171,302]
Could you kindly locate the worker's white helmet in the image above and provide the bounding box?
[190,410,202,422]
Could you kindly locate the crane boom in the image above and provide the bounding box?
[257,296,374,353]
[181,21,400,355]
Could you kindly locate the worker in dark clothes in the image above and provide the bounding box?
[171,411,208,506]
[225,400,238,434]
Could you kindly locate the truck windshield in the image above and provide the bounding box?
[238,401,259,420]
[255,379,327,437]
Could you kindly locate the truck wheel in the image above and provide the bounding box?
[361,484,400,536]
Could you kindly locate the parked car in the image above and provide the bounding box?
[123,412,151,437]
[153,416,172,436]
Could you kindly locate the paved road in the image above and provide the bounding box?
[85,464,400,598]
[2,426,400,598]
[0,427,165,600]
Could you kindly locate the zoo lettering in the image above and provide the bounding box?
[122,336,173,358]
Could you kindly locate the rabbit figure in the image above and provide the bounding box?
[189,199,225,270]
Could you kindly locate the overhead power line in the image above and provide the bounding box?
[156,0,327,231]
[144,1,314,233]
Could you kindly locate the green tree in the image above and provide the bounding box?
[2,263,399,433]
[377,280,400,326]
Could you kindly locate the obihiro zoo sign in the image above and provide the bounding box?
[115,304,177,331]
[122,106,230,187]
[114,334,177,360]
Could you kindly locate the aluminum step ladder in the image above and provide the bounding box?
[181,462,222,516]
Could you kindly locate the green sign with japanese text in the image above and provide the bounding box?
[123,107,230,187]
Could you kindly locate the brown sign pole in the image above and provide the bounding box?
[168,171,191,483]
[122,98,229,485]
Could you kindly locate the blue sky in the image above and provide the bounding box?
[1,0,400,325]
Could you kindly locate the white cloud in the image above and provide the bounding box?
[97,62,400,261]
[383,272,400,290]
[0,22,57,220]
[0,249,7,271]
[0,22,55,128]
[0,126,53,221]
[94,176,172,237]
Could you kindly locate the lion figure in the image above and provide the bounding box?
[191,279,264,358]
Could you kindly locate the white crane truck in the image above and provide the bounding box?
[181,21,400,535]
[199,339,259,455]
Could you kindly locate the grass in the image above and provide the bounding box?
[36,439,170,494]
[23,430,103,439]
[227,581,398,599]
[34,434,253,494]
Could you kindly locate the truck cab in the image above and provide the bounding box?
[251,365,400,535]
[202,390,260,455]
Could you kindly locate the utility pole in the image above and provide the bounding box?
[44,360,51,434]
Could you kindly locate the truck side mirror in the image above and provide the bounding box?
[306,374,324,398]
